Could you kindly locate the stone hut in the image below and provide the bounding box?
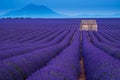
[80,20,98,31]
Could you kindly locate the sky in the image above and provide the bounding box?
[0,0,120,17]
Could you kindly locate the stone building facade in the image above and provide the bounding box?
[81,20,98,31]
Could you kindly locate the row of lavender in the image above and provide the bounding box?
[0,19,81,80]
[82,18,120,80]
[27,31,81,80]
[82,31,120,80]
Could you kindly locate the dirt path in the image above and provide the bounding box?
[79,58,86,80]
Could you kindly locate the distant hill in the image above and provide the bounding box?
[1,4,68,18]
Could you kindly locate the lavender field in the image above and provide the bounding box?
[0,18,120,80]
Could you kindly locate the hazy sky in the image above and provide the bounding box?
[0,0,120,16]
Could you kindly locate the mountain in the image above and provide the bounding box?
[1,4,68,18]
